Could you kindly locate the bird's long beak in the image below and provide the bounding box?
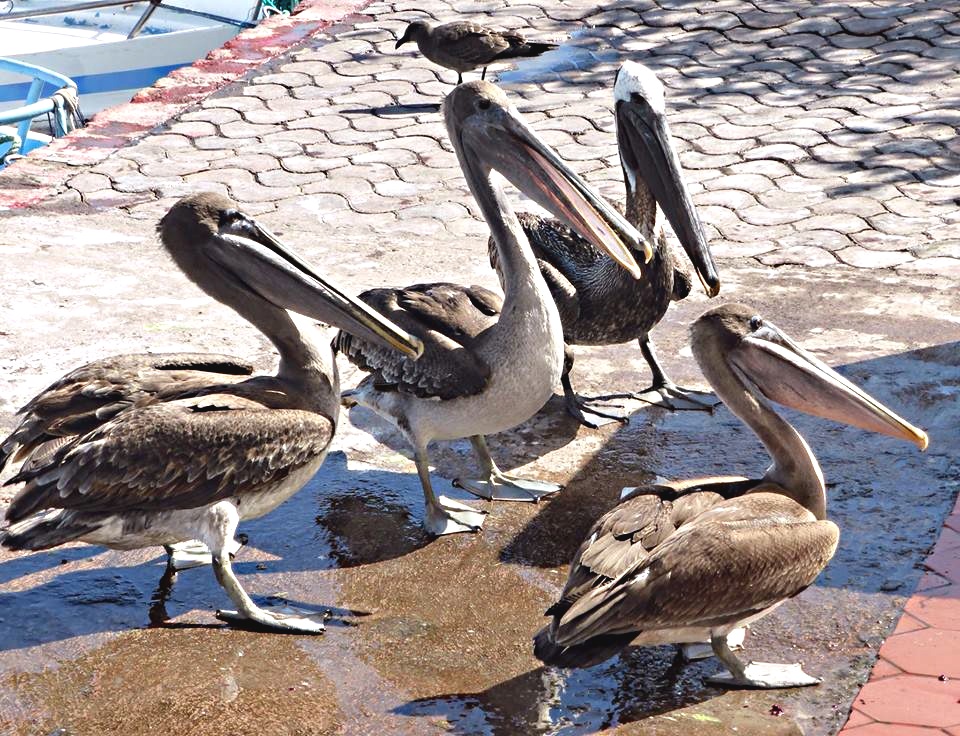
[616,99,720,297]
[730,322,928,450]
[461,95,650,277]
[214,220,424,360]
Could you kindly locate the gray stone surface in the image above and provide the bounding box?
[0,1,959,735]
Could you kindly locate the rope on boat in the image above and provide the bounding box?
[49,85,85,137]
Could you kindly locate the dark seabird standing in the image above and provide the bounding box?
[395,20,557,84]
[492,61,721,427]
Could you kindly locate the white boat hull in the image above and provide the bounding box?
[0,2,257,115]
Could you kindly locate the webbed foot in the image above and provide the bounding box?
[564,392,628,429]
[592,382,718,413]
[708,661,821,689]
[217,603,325,634]
[425,496,486,535]
[454,473,561,502]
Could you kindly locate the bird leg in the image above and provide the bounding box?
[214,553,325,634]
[147,563,179,626]
[560,348,628,429]
[164,534,247,571]
[456,72,463,85]
[680,627,746,661]
[453,435,562,502]
[415,443,486,535]
[481,66,487,80]
[589,338,719,412]
[706,633,821,689]
[206,505,323,633]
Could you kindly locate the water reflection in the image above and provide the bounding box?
[397,646,720,735]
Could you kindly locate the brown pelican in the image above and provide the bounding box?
[336,81,647,536]
[534,302,928,687]
[395,21,557,85]
[0,192,423,634]
[492,61,720,428]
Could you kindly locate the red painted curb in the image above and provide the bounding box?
[0,0,371,209]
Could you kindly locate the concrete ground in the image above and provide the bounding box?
[0,0,958,734]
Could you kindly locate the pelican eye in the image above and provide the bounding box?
[749,316,763,331]
[477,98,491,111]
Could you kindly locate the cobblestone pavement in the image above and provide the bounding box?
[0,1,958,735]
[4,0,958,276]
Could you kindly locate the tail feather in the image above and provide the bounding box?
[534,624,636,669]
[499,41,557,60]
[1,510,96,551]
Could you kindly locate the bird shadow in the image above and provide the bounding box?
[394,645,721,735]
[0,452,442,650]
[341,103,441,116]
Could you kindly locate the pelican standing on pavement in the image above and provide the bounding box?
[395,20,557,84]
[336,82,647,536]
[0,192,423,634]
[493,61,720,427]
[534,303,928,687]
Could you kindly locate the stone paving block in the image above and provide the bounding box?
[703,173,776,193]
[739,205,810,226]
[835,246,914,269]
[193,135,260,151]
[776,229,852,252]
[757,245,838,267]
[855,675,960,728]
[727,159,793,178]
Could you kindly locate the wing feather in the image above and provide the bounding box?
[6,396,333,522]
[552,492,839,647]
[334,283,501,400]
[1,353,253,473]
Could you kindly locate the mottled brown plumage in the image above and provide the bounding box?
[1,192,421,634]
[492,61,720,427]
[0,353,253,471]
[335,282,501,400]
[395,20,557,84]
[535,303,927,686]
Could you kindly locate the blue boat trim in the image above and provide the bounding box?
[0,62,185,102]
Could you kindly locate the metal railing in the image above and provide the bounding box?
[0,57,82,166]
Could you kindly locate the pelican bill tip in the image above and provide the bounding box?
[914,428,929,452]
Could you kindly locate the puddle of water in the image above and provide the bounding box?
[0,336,957,736]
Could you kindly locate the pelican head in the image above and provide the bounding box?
[396,20,430,49]
[444,80,649,276]
[159,193,424,359]
[614,60,720,297]
[692,303,928,450]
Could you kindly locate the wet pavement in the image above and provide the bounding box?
[1,0,959,734]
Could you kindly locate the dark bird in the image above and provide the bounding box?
[336,81,647,536]
[0,192,422,634]
[492,61,721,427]
[395,20,558,84]
[534,302,928,687]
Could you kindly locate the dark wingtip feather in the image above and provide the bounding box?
[533,625,636,669]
